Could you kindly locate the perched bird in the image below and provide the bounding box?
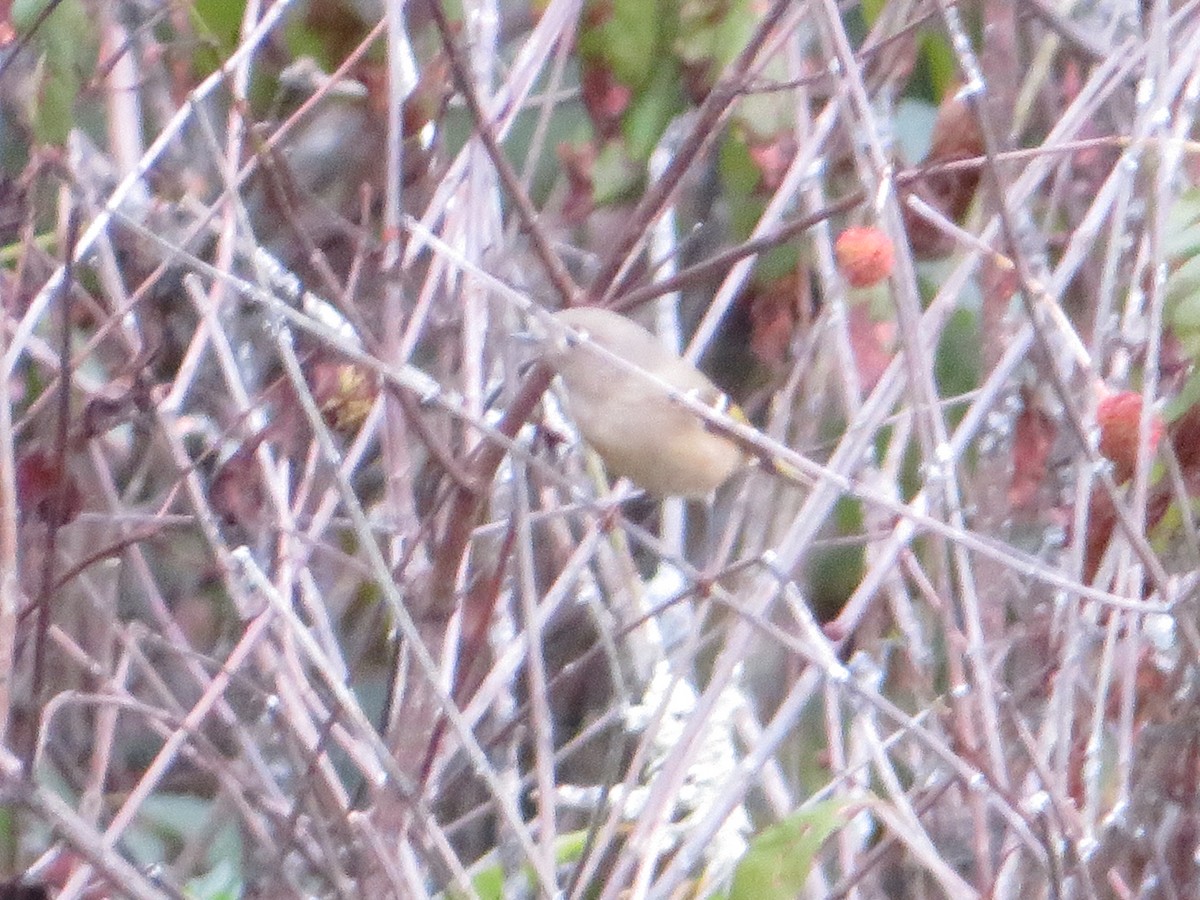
[542,307,746,498]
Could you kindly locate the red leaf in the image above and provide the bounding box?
[16,449,81,526]
[1097,391,1163,484]
[1009,396,1056,510]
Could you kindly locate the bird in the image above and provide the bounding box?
[541,307,747,498]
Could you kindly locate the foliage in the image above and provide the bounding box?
[11,0,94,145]
[0,0,1197,896]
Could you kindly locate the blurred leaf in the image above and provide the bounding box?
[726,188,763,242]
[578,0,664,90]
[848,299,894,391]
[731,55,793,141]
[1009,393,1056,510]
[1165,187,1200,259]
[591,140,640,205]
[1163,188,1200,367]
[894,98,939,163]
[861,0,886,24]
[720,132,762,197]
[723,177,799,281]
[935,307,981,425]
[1166,368,1200,422]
[16,447,81,525]
[1148,496,1182,551]
[461,830,590,899]
[675,0,756,84]
[835,495,864,531]
[31,57,77,146]
[10,0,50,31]
[191,0,246,56]
[0,805,16,864]
[621,58,683,160]
[14,0,89,65]
[1170,273,1200,332]
[507,99,590,204]
[721,800,845,900]
[184,859,243,900]
[284,21,333,71]
[12,0,92,146]
[919,30,957,98]
[719,128,799,281]
[1167,253,1200,362]
[807,497,865,620]
[469,866,504,900]
[134,794,244,879]
[756,241,801,284]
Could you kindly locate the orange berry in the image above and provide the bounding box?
[835,226,895,288]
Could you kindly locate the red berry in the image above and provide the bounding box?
[835,226,895,288]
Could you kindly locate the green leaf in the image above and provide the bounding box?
[36,0,90,70]
[1179,332,1200,362]
[468,866,504,900]
[191,0,247,55]
[12,0,92,146]
[807,503,864,620]
[727,185,764,241]
[1165,187,1200,259]
[14,0,91,81]
[731,57,793,141]
[283,22,332,72]
[936,307,981,418]
[131,794,244,881]
[578,0,664,90]
[0,805,17,864]
[725,800,845,899]
[1166,367,1200,421]
[621,59,683,161]
[184,859,243,900]
[919,30,957,99]
[1167,254,1200,358]
[11,0,49,32]
[676,0,755,77]
[861,0,887,25]
[758,247,801,283]
[591,140,640,205]
[719,132,762,199]
[32,59,78,146]
[455,830,590,900]
[1170,281,1200,335]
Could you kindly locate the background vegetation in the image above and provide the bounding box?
[0,0,1197,896]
